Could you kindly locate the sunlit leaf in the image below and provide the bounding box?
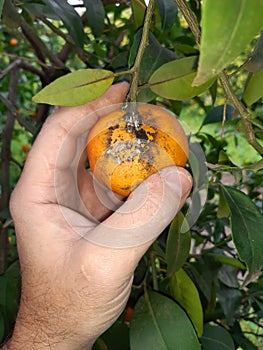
[166,212,191,277]
[170,268,203,337]
[221,185,263,284]
[149,56,215,100]
[130,291,201,350]
[33,69,114,106]
[193,0,263,85]
[131,0,146,29]
[83,0,105,37]
[217,186,231,218]
[243,68,263,106]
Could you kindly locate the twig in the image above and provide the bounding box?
[219,72,263,155]
[0,95,36,134]
[0,58,45,80]
[175,0,263,156]
[175,0,201,43]
[222,98,227,138]
[0,59,22,80]
[127,0,155,102]
[39,17,70,43]
[1,52,49,69]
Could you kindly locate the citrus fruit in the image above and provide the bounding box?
[9,38,18,46]
[86,103,188,196]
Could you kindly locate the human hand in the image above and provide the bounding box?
[5,82,192,349]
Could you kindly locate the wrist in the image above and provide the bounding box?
[2,305,95,350]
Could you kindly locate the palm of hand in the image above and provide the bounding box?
[9,83,192,349]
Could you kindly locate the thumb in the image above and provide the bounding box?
[86,166,192,248]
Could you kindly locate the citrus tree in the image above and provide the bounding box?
[1,0,263,348]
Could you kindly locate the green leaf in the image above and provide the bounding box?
[131,0,146,29]
[0,308,5,344]
[156,0,178,30]
[186,256,220,304]
[218,265,240,288]
[221,185,263,284]
[231,321,258,350]
[217,284,242,325]
[166,212,191,277]
[243,68,263,106]
[22,1,60,20]
[2,0,21,28]
[42,0,85,47]
[129,30,177,101]
[207,253,246,271]
[5,261,21,324]
[181,142,209,233]
[33,69,114,106]
[200,324,235,350]
[202,105,235,126]
[130,291,201,350]
[244,32,263,73]
[83,0,105,37]
[170,268,203,337]
[0,261,20,328]
[0,0,4,19]
[193,0,263,86]
[95,321,130,350]
[149,56,215,100]
[217,186,231,218]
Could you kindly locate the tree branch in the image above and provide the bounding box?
[175,0,263,156]
[0,68,19,273]
[0,95,36,134]
[0,58,45,81]
[20,18,65,69]
[175,0,201,42]
[127,0,155,103]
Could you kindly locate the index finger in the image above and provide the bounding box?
[17,82,129,202]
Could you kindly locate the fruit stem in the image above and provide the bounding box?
[127,0,155,104]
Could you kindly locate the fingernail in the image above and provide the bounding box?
[163,168,192,197]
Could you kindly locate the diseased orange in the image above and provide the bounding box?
[86,103,188,196]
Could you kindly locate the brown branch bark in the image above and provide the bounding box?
[0,68,19,273]
[0,58,45,81]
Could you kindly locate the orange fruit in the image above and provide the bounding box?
[21,144,30,152]
[123,305,134,323]
[86,103,188,196]
[9,38,18,46]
